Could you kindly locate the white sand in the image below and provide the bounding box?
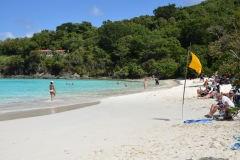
[0,79,239,160]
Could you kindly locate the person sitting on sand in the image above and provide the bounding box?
[221,90,235,102]
[203,79,212,91]
[212,77,218,86]
[213,81,220,93]
[197,86,209,97]
[199,87,217,99]
[204,94,235,118]
[203,79,208,87]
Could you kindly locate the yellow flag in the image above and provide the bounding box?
[189,51,202,74]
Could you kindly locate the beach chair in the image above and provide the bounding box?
[213,107,240,120]
[230,107,240,119]
[232,86,240,107]
[234,94,240,107]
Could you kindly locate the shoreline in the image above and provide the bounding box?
[0,79,179,122]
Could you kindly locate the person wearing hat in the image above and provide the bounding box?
[204,93,235,118]
[50,81,56,100]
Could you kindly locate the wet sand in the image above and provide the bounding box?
[0,101,100,121]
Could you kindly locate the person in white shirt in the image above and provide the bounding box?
[204,94,234,118]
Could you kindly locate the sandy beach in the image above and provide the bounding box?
[0,79,239,160]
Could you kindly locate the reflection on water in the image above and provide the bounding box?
[51,107,56,114]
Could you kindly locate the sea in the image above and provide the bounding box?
[0,78,174,115]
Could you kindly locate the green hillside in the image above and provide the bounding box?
[0,0,240,87]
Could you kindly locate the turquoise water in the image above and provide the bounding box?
[0,78,167,113]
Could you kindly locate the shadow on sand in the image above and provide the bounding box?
[152,118,170,121]
[198,157,228,160]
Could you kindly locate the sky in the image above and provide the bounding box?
[0,0,205,40]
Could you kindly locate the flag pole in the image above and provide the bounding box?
[182,46,191,119]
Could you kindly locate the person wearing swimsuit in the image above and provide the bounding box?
[50,81,56,100]
[143,79,147,90]
[155,78,159,87]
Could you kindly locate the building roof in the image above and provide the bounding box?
[40,50,65,53]
[56,50,65,53]
[40,50,51,52]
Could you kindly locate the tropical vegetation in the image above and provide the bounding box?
[0,0,239,87]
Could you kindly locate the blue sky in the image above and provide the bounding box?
[0,0,204,40]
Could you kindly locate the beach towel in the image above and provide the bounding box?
[184,119,212,124]
[229,143,240,150]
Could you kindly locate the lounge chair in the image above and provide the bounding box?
[232,86,240,107]
[234,94,240,107]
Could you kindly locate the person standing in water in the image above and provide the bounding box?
[155,78,159,87]
[143,79,147,90]
[50,81,56,100]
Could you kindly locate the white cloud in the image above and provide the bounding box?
[91,6,103,16]
[26,32,34,38]
[0,32,15,40]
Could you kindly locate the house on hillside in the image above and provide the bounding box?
[40,50,66,57]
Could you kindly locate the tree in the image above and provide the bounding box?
[208,32,240,87]
[233,11,240,30]
[127,62,145,78]
[98,21,149,52]
[24,50,43,74]
[90,46,111,75]
[153,4,177,20]
[56,22,77,33]
[151,58,179,78]
[179,18,215,47]
[1,38,21,55]
[5,55,24,75]
[31,30,55,49]
[64,50,85,75]
[113,35,132,66]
